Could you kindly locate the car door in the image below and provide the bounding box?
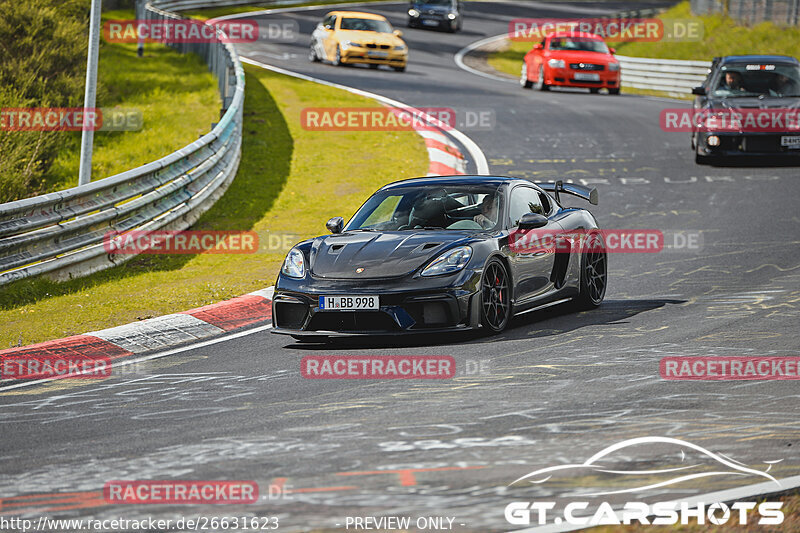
[313,15,336,60]
[505,185,564,304]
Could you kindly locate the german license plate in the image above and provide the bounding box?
[422,19,439,26]
[319,295,379,310]
[574,72,600,81]
[368,51,388,58]
[781,135,800,148]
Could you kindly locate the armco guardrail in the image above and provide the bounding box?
[617,55,711,96]
[0,2,244,287]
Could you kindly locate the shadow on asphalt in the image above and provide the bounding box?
[283,297,685,350]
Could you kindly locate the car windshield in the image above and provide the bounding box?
[340,17,393,33]
[711,64,800,97]
[346,185,504,232]
[414,0,452,5]
[549,37,609,53]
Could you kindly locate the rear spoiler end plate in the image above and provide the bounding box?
[537,180,598,205]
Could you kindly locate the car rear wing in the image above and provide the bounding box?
[537,180,598,206]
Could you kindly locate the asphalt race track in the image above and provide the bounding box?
[2,2,799,531]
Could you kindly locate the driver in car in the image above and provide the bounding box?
[474,194,498,229]
[720,71,746,93]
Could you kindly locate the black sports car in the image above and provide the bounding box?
[271,176,606,340]
[691,55,800,164]
[407,0,463,32]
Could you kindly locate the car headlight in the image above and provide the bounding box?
[408,8,420,17]
[420,246,472,277]
[342,41,361,49]
[394,45,406,51]
[608,62,620,71]
[548,59,565,69]
[447,13,457,20]
[281,248,306,278]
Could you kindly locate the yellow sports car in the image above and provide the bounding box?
[309,11,408,72]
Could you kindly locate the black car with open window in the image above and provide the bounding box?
[691,54,800,164]
[271,176,606,341]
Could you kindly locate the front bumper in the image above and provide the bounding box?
[271,271,482,337]
[409,15,457,29]
[340,47,407,67]
[696,131,800,157]
[546,67,619,89]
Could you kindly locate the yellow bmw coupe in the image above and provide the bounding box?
[309,11,408,72]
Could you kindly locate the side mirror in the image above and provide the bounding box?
[533,43,543,51]
[393,29,404,37]
[518,213,548,230]
[692,86,706,95]
[609,47,616,54]
[326,216,344,234]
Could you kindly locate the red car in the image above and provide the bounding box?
[521,31,621,94]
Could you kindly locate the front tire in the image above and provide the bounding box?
[573,233,607,310]
[481,259,511,333]
[520,63,533,89]
[589,87,600,94]
[534,65,550,91]
[393,65,406,72]
[608,88,621,95]
[309,43,320,62]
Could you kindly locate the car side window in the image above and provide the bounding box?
[538,191,551,214]
[322,15,335,30]
[509,187,544,227]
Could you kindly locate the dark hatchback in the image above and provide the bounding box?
[691,55,800,164]
[407,0,462,32]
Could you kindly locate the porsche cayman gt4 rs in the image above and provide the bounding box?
[271,176,606,340]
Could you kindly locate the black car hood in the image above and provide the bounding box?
[705,96,800,110]
[413,3,453,14]
[310,231,471,279]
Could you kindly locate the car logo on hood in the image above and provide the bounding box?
[356,267,365,273]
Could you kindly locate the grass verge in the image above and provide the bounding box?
[0,63,428,347]
[42,9,220,192]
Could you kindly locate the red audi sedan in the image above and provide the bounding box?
[521,31,621,94]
